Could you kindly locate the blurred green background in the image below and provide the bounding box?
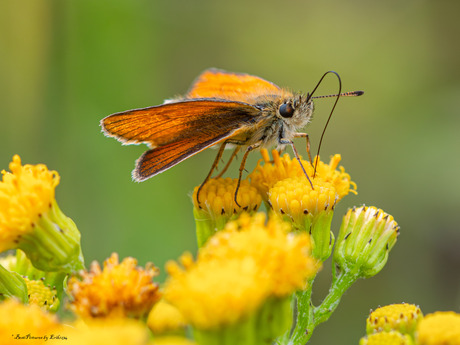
[1,0,459,343]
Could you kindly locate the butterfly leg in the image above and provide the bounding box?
[280,138,314,189]
[215,146,241,179]
[293,132,312,164]
[234,144,260,208]
[196,142,227,207]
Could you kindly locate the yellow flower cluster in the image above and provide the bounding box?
[250,149,356,202]
[248,149,356,227]
[164,213,318,330]
[0,155,59,252]
[67,253,161,319]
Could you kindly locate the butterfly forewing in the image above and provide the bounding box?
[186,68,283,103]
[101,99,259,147]
[101,99,261,179]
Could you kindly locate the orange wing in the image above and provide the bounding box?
[186,68,283,103]
[134,133,228,181]
[101,99,260,180]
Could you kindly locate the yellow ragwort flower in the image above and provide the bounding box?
[67,318,149,345]
[24,277,60,312]
[67,253,161,319]
[269,177,337,222]
[0,298,62,345]
[192,177,262,247]
[360,331,414,345]
[268,174,341,261]
[312,154,357,200]
[147,299,187,335]
[164,213,318,330]
[193,177,262,215]
[416,311,460,345]
[367,303,422,335]
[0,155,84,272]
[0,155,59,252]
[249,149,356,201]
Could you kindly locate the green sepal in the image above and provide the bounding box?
[17,200,84,274]
[0,264,28,303]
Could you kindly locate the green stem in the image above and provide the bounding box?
[287,278,315,345]
[288,269,359,344]
[312,268,359,328]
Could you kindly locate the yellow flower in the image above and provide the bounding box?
[250,150,357,262]
[192,178,262,246]
[164,213,318,331]
[24,277,60,312]
[249,149,356,201]
[147,299,187,335]
[268,175,339,261]
[269,177,337,222]
[0,299,62,345]
[0,155,83,272]
[193,177,262,215]
[416,311,460,345]
[360,331,414,345]
[366,303,422,335]
[67,253,161,319]
[0,155,59,249]
[67,318,149,345]
[312,154,357,201]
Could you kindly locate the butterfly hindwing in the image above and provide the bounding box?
[186,68,283,103]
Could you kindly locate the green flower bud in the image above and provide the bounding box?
[334,206,399,278]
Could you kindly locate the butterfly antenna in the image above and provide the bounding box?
[304,71,343,177]
[307,71,363,178]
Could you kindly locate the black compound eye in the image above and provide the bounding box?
[279,103,295,118]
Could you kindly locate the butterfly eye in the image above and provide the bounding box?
[279,103,295,118]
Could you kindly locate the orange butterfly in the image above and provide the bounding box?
[101,68,362,204]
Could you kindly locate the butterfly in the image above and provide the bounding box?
[101,68,363,205]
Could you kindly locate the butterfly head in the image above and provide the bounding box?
[276,93,314,129]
